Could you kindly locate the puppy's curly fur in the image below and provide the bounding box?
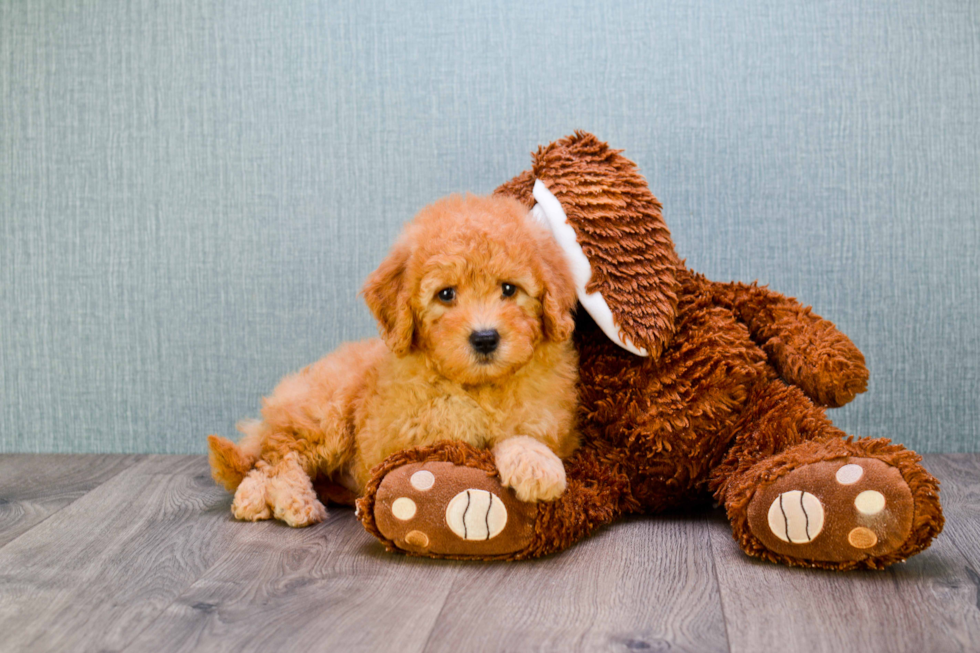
[208,194,580,527]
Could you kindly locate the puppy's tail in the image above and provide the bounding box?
[207,419,265,491]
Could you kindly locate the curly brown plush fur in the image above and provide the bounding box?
[357,132,943,570]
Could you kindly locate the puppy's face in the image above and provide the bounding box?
[414,251,544,384]
[362,194,576,385]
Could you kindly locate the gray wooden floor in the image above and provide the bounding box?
[0,454,978,652]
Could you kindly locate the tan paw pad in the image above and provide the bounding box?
[767,490,825,543]
[410,470,435,490]
[848,527,878,549]
[854,490,885,515]
[391,497,417,520]
[835,464,864,485]
[405,530,429,548]
[445,489,507,541]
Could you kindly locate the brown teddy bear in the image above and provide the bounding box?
[355,132,944,570]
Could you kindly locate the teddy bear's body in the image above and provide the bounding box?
[357,133,943,570]
[574,273,820,512]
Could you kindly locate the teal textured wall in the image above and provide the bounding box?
[1,0,978,453]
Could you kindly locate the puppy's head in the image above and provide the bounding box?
[362,194,576,385]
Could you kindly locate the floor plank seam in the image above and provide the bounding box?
[945,516,980,572]
[418,563,463,653]
[706,515,735,653]
[925,455,978,570]
[0,455,145,555]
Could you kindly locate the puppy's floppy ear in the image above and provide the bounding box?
[536,235,577,343]
[361,239,415,355]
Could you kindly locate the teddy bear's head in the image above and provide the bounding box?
[495,131,681,360]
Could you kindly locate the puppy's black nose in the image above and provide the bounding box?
[469,329,500,355]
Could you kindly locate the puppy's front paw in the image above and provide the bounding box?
[493,436,566,503]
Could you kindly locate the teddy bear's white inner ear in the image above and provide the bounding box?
[530,179,648,357]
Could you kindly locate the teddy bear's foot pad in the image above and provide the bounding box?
[373,461,537,558]
[747,457,914,562]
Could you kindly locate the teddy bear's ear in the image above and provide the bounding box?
[361,239,415,356]
[497,132,680,359]
[495,166,536,208]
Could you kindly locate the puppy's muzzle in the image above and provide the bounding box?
[469,329,500,356]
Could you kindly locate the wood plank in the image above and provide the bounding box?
[423,514,730,653]
[0,454,144,547]
[710,455,980,653]
[919,454,980,568]
[0,455,251,652]
[122,513,463,653]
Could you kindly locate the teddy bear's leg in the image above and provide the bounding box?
[356,441,631,560]
[711,381,943,570]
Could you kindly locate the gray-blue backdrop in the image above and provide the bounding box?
[2,0,978,453]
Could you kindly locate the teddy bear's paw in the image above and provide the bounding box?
[370,461,538,559]
[746,457,914,563]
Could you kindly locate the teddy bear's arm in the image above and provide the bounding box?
[705,280,869,407]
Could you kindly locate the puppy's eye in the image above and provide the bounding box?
[437,287,456,303]
[501,283,517,298]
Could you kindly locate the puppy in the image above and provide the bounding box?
[207,193,580,527]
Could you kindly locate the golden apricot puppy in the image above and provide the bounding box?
[207,194,580,527]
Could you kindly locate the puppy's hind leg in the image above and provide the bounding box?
[229,451,328,527]
[232,463,273,522]
[236,345,369,527]
[265,452,328,527]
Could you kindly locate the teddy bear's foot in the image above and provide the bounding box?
[747,457,914,562]
[367,461,538,559]
[359,441,631,560]
[728,437,943,570]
